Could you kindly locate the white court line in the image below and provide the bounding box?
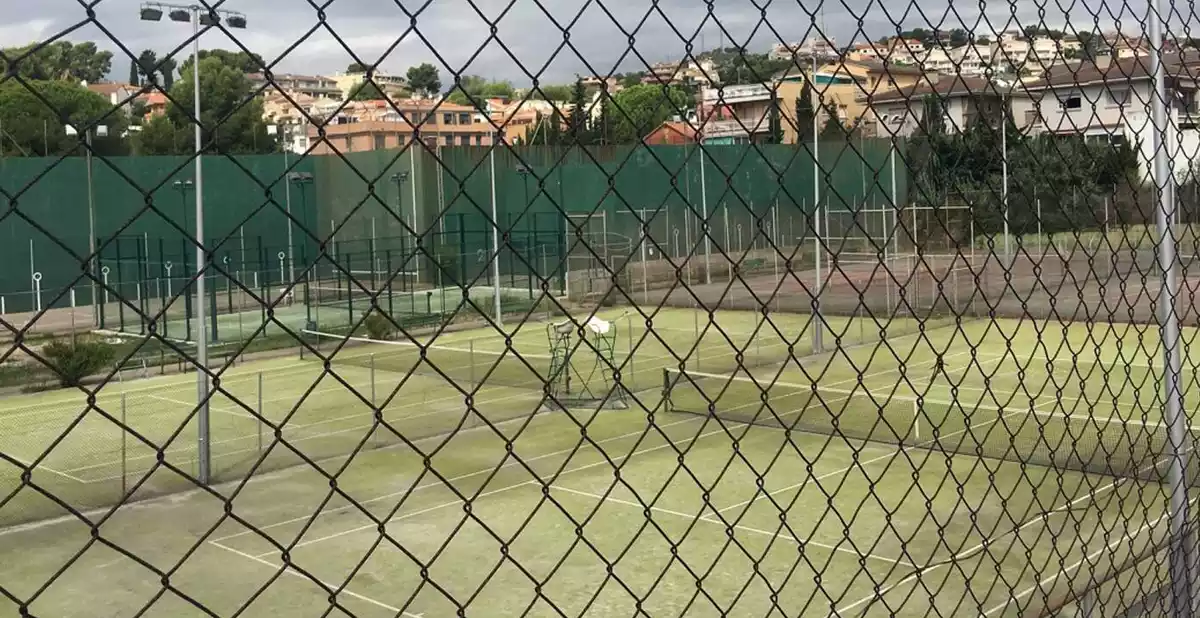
[70,387,547,479]
[717,392,1045,514]
[268,419,734,554]
[146,393,254,421]
[981,497,1199,616]
[0,361,316,418]
[208,540,424,618]
[550,484,915,568]
[210,414,705,544]
[6,453,89,484]
[822,349,977,390]
[262,482,536,556]
[832,457,1174,616]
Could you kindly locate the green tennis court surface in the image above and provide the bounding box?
[0,308,1185,616]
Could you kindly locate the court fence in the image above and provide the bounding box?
[5,1,1200,617]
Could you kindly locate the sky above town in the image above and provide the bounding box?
[4,0,1166,85]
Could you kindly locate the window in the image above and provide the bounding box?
[411,112,423,125]
[444,135,454,145]
[1059,95,1082,110]
[459,135,469,146]
[443,113,454,125]
[459,112,471,125]
[397,134,406,146]
[374,134,386,150]
[425,112,437,125]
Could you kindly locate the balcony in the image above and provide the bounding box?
[700,84,774,106]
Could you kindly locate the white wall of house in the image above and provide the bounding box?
[868,95,1034,137]
[1031,80,1200,180]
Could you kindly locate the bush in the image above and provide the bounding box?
[41,339,116,387]
[363,313,396,340]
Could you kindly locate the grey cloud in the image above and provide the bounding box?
[2,0,1170,86]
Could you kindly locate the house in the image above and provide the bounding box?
[642,59,717,88]
[1024,53,1200,179]
[773,59,929,141]
[878,37,927,65]
[858,76,1035,138]
[85,82,142,110]
[247,73,342,100]
[771,38,839,61]
[332,70,409,100]
[644,120,698,145]
[919,47,957,74]
[308,100,494,153]
[846,42,883,64]
[956,44,994,75]
[143,91,169,120]
[697,84,777,144]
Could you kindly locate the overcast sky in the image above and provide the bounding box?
[4,0,1173,85]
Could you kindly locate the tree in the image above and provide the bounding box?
[977,35,992,45]
[620,73,645,89]
[138,56,272,155]
[594,95,613,145]
[346,62,368,73]
[610,84,692,143]
[767,96,782,144]
[128,59,140,87]
[447,75,515,107]
[717,53,792,86]
[567,79,591,143]
[407,63,441,97]
[179,50,265,75]
[349,81,388,101]
[159,57,177,90]
[1,41,113,83]
[0,80,128,156]
[530,84,573,101]
[137,50,159,86]
[794,82,816,143]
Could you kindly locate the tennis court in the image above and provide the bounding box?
[0,308,1186,616]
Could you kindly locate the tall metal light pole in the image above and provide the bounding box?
[67,124,108,325]
[140,2,247,486]
[270,124,298,284]
[390,172,411,274]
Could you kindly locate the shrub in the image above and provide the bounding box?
[41,339,116,387]
[363,313,396,340]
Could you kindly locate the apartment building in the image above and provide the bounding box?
[642,59,718,88]
[860,76,1033,138]
[846,42,882,64]
[307,100,495,154]
[1025,53,1200,177]
[247,73,342,99]
[770,38,839,61]
[696,83,778,144]
[332,70,409,100]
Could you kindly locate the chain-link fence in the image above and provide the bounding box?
[6,1,1200,616]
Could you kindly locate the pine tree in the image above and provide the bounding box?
[794,80,815,143]
[567,79,590,144]
[767,96,782,144]
[128,60,140,87]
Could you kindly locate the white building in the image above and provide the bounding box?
[862,76,1034,138]
[771,38,839,60]
[1025,54,1200,180]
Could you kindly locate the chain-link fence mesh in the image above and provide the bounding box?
[6,1,1200,616]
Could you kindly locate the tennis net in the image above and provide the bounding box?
[663,368,1194,485]
[305,330,556,391]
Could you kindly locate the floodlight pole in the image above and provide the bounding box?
[86,130,97,326]
[488,141,503,325]
[699,143,712,284]
[281,127,295,284]
[811,54,823,354]
[1001,96,1011,266]
[1149,1,1194,613]
[186,6,212,485]
[141,1,247,485]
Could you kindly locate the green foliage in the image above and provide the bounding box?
[42,338,116,387]
[407,63,441,97]
[137,56,273,155]
[128,59,140,87]
[794,88,816,143]
[1,41,113,83]
[717,53,792,86]
[767,98,782,144]
[137,50,159,85]
[610,84,692,143]
[619,73,645,89]
[159,57,177,90]
[179,49,264,74]
[362,313,396,340]
[349,81,388,101]
[530,84,574,101]
[446,75,515,107]
[0,80,129,156]
[567,79,591,143]
[346,62,368,73]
